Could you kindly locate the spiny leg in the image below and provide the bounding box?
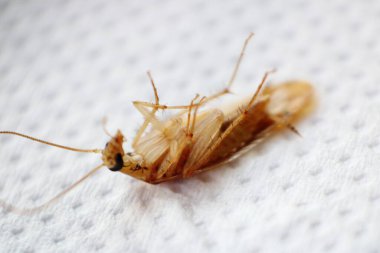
[184,95,208,139]
[202,33,255,104]
[132,102,166,140]
[133,93,208,135]
[133,94,210,150]
[190,96,206,135]
[185,94,199,137]
[227,33,254,91]
[246,69,276,109]
[133,33,255,112]
[132,99,197,134]
[148,71,160,104]
[132,99,206,150]
[132,96,206,137]
[165,32,254,107]
[132,101,199,110]
[133,71,161,148]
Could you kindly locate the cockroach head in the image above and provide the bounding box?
[102,130,125,172]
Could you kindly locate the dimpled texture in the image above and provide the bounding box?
[0,0,380,252]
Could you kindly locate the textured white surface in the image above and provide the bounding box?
[1,0,380,252]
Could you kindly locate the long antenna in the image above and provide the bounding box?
[0,131,102,153]
[0,163,104,215]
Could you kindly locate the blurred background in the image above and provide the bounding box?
[0,0,379,252]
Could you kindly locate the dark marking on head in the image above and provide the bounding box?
[109,153,123,171]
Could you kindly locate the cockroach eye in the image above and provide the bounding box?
[109,153,124,172]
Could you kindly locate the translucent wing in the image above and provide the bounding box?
[134,128,168,167]
[156,119,188,178]
[134,117,185,167]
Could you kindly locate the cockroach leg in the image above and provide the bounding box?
[133,71,161,147]
[190,96,206,134]
[201,33,255,104]
[147,71,160,105]
[132,95,207,140]
[132,72,201,146]
[185,94,200,137]
[133,101,166,132]
[246,69,276,110]
[132,101,201,110]
[227,33,254,90]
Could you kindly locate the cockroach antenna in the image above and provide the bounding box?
[0,131,105,215]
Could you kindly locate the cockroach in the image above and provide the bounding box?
[0,33,315,214]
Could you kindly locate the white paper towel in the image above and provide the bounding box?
[1,0,380,252]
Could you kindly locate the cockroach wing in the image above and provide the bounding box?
[134,117,185,168]
[134,129,168,167]
[264,81,315,121]
[134,128,168,168]
[156,119,188,178]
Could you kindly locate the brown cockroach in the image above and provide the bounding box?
[0,33,315,214]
